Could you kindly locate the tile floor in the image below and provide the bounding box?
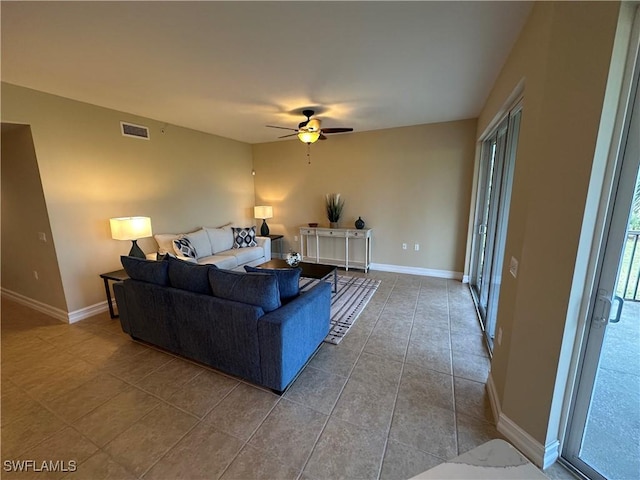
[1,272,572,479]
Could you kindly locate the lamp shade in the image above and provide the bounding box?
[110,217,152,240]
[254,206,273,219]
[298,130,320,144]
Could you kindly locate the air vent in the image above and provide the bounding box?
[120,121,150,140]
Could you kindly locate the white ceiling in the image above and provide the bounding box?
[1,1,532,144]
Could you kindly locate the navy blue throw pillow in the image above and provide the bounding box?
[165,255,216,295]
[244,265,301,301]
[121,256,169,286]
[208,269,281,312]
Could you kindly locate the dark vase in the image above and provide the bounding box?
[355,217,365,229]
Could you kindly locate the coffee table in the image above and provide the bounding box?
[255,259,338,293]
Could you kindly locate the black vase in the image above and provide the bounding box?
[355,217,365,229]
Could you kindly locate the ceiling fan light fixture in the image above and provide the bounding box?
[298,130,320,144]
[306,118,321,132]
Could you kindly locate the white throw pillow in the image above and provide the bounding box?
[154,233,181,254]
[185,228,212,258]
[205,226,234,253]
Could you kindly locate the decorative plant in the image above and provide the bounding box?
[325,193,345,223]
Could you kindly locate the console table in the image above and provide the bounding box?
[299,227,372,272]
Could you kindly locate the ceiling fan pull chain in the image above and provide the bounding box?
[306,143,311,164]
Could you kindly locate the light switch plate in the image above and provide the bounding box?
[509,256,518,278]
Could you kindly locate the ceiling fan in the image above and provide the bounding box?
[266,109,353,144]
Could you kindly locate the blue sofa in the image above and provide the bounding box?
[113,256,331,392]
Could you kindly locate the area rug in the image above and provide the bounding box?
[300,274,381,344]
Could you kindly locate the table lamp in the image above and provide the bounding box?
[254,206,273,236]
[110,216,152,258]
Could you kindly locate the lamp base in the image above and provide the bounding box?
[260,219,270,236]
[128,240,145,259]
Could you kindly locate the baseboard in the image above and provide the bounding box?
[369,263,463,280]
[486,373,502,423]
[497,412,560,469]
[1,288,69,323]
[541,439,560,470]
[486,373,559,469]
[68,302,109,323]
[1,288,109,324]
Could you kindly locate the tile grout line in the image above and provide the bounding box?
[375,276,424,480]
[294,272,398,480]
[69,358,244,478]
[2,274,492,479]
[447,279,462,456]
[215,386,287,479]
[137,375,290,478]
[5,374,139,478]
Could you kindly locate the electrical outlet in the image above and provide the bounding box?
[294,235,298,242]
[414,244,420,251]
[402,243,407,250]
[509,256,518,278]
[38,232,47,242]
[33,271,39,280]
[497,327,503,346]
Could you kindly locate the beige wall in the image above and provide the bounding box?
[252,119,477,275]
[1,124,67,311]
[477,2,621,446]
[1,83,255,315]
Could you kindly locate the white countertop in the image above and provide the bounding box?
[411,439,548,479]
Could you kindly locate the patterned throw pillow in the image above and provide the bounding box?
[232,226,257,249]
[173,237,198,259]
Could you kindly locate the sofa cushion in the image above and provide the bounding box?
[166,255,216,294]
[244,265,301,301]
[173,237,198,259]
[232,226,257,248]
[185,228,213,258]
[205,226,234,254]
[217,246,264,265]
[209,269,281,312]
[154,233,181,254]
[197,254,239,270]
[121,255,169,286]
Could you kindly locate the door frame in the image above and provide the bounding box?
[556,4,640,473]
[562,16,640,477]
[468,99,522,350]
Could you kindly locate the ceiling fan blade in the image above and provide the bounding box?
[319,133,327,140]
[321,127,353,134]
[266,125,298,131]
[278,133,298,138]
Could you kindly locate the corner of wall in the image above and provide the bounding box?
[487,372,560,469]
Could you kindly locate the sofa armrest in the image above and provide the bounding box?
[258,281,331,391]
[256,236,272,261]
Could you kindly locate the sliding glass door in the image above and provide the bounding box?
[469,104,521,350]
[564,38,640,479]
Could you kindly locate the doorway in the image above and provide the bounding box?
[469,103,521,351]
